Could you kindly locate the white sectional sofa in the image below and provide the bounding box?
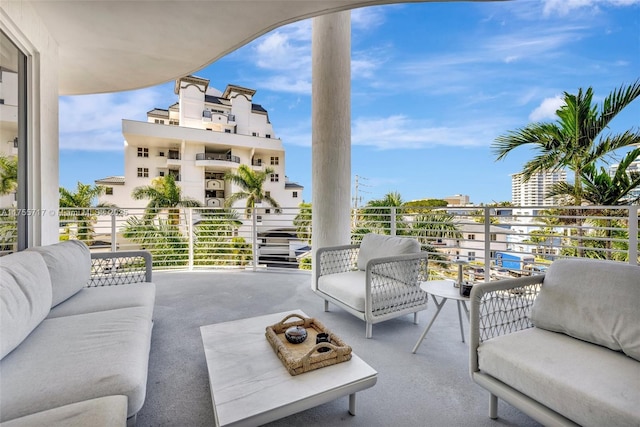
[0,241,155,427]
[470,258,640,427]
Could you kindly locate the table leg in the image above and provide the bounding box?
[456,300,465,343]
[349,393,356,415]
[412,295,447,353]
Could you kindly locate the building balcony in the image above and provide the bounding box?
[195,153,240,168]
[205,197,224,207]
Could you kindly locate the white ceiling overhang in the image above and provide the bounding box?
[25,0,502,95]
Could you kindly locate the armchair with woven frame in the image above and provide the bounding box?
[313,233,429,338]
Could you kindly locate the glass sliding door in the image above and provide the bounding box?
[0,30,27,253]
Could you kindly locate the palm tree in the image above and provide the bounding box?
[223,164,279,218]
[0,155,18,195]
[293,202,312,244]
[493,80,640,205]
[131,174,201,225]
[358,191,407,235]
[547,149,640,206]
[59,182,111,243]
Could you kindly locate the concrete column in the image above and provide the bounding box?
[311,11,351,288]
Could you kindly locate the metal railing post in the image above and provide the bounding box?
[484,207,491,282]
[187,208,194,270]
[629,206,638,266]
[252,208,258,271]
[111,212,117,251]
[390,207,396,236]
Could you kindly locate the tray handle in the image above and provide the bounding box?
[278,313,307,325]
[300,343,342,368]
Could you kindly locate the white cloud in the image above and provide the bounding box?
[59,87,165,151]
[529,95,565,121]
[351,115,504,150]
[542,0,640,16]
[351,7,388,30]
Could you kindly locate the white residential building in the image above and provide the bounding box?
[96,75,303,220]
[511,170,567,206]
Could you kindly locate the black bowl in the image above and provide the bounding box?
[284,326,307,344]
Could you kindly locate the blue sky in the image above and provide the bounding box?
[59,0,640,205]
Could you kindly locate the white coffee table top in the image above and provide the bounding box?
[200,309,378,427]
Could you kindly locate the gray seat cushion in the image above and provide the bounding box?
[530,259,640,361]
[478,327,640,427]
[318,270,366,312]
[0,251,52,360]
[27,240,91,308]
[0,307,153,421]
[0,395,127,427]
[47,283,155,319]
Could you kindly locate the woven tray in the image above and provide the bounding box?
[265,313,352,376]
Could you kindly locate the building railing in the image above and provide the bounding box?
[0,206,637,278]
[195,153,241,163]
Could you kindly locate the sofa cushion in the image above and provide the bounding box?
[0,306,153,421]
[0,395,128,427]
[478,328,640,427]
[530,259,640,361]
[47,282,156,319]
[28,240,91,308]
[318,270,366,312]
[357,234,420,271]
[0,251,52,360]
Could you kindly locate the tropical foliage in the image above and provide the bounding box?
[121,216,189,268]
[59,182,112,243]
[0,155,17,195]
[131,175,201,225]
[293,202,312,244]
[493,80,640,205]
[224,164,279,217]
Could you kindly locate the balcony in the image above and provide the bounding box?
[1,205,637,425]
[195,152,241,169]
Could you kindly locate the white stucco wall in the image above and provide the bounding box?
[1,2,60,246]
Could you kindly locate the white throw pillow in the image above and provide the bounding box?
[28,240,91,307]
[356,234,420,271]
[530,258,640,361]
[0,251,52,359]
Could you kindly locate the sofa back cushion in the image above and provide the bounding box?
[28,240,91,307]
[530,258,640,361]
[357,234,420,271]
[0,251,52,359]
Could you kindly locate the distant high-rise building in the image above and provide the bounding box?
[511,170,567,206]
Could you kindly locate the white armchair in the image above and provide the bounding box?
[313,233,429,338]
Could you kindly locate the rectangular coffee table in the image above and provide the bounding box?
[200,309,378,427]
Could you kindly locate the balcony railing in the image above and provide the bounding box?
[195,153,241,163]
[0,206,637,276]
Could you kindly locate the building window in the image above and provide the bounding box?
[468,234,476,240]
[292,191,298,198]
[270,174,279,182]
[252,132,258,137]
[225,129,232,133]
[159,171,165,177]
[169,120,179,126]
[468,251,476,261]
[265,209,271,214]
[490,233,497,241]
[137,147,149,158]
[266,134,271,139]
[270,157,279,165]
[137,168,149,178]
[159,151,165,157]
[105,187,113,195]
[154,119,165,124]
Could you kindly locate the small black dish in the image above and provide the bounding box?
[316,332,331,352]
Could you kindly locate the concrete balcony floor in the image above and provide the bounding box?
[138,269,543,427]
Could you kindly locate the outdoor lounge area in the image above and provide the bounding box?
[135,268,542,426]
